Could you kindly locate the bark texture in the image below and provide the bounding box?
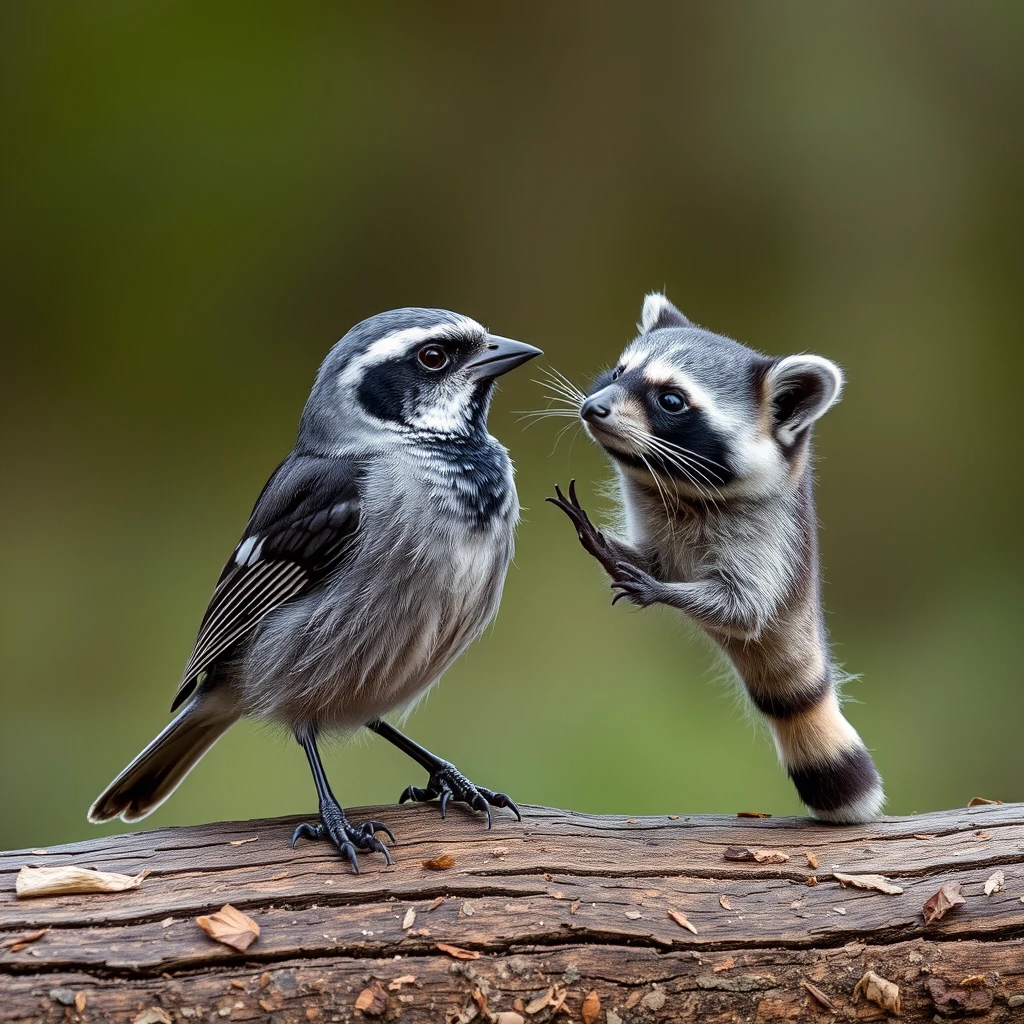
[2,802,1022,1022]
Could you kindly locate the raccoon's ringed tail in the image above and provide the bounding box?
[771,694,884,824]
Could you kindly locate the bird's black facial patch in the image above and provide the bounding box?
[357,336,489,432]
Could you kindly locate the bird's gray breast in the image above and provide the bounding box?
[240,443,517,732]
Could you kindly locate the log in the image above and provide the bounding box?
[1,802,1022,1023]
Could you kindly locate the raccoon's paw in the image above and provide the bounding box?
[610,561,669,608]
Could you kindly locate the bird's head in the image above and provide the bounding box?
[299,308,541,452]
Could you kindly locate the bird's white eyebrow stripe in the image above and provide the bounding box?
[363,320,483,363]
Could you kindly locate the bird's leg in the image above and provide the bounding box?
[290,730,395,873]
[366,719,520,829]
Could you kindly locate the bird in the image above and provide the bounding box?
[547,292,883,823]
[89,307,541,870]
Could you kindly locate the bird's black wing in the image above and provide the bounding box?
[170,453,362,711]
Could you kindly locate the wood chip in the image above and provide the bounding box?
[570,899,581,915]
[581,989,600,1024]
[75,992,87,1013]
[131,1011,172,1024]
[975,831,992,840]
[719,894,733,910]
[260,972,271,989]
[270,871,288,880]
[912,834,935,840]
[737,811,771,818]
[713,956,735,973]
[401,907,416,930]
[354,981,387,1016]
[624,990,643,1009]
[967,796,1002,806]
[388,975,417,991]
[723,846,755,861]
[421,854,455,871]
[806,875,818,887]
[668,909,698,934]
[959,974,986,987]
[3,928,48,951]
[16,865,149,898]
[624,909,642,920]
[436,942,480,960]
[427,896,445,911]
[195,904,260,952]
[923,881,966,923]
[984,870,1005,896]
[626,818,638,824]
[668,814,679,820]
[804,850,819,869]
[833,871,904,895]
[802,980,835,1010]
[753,849,790,864]
[228,836,258,846]
[854,970,901,1014]
[525,985,555,1014]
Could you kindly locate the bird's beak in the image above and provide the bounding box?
[465,336,543,380]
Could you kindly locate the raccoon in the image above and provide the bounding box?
[549,293,883,823]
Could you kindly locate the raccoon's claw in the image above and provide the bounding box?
[610,561,666,608]
[547,480,616,571]
[400,762,521,829]
[290,800,395,873]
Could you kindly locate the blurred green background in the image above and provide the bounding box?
[2,3,1022,852]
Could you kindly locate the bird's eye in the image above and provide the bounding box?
[611,367,622,381]
[658,391,687,413]
[417,345,449,371]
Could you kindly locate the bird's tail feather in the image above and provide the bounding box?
[88,693,238,824]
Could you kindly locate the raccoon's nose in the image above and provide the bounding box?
[581,396,612,422]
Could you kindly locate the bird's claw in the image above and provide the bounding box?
[399,762,521,829]
[290,802,395,873]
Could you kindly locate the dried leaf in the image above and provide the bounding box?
[436,942,480,960]
[228,836,258,846]
[923,881,966,924]
[752,849,790,864]
[833,871,904,895]
[75,992,87,1013]
[854,970,901,1014]
[581,989,600,1024]
[967,796,1002,806]
[713,956,735,973]
[804,850,819,869]
[16,865,149,898]
[354,981,388,1016]
[421,854,455,871]
[802,981,835,1010]
[723,846,755,861]
[132,1011,172,1024]
[525,985,555,1014]
[3,928,48,951]
[719,894,733,910]
[195,904,260,952]
[388,974,416,991]
[984,870,1005,896]
[401,907,416,930]
[668,909,698,934]
[737,811,771,818]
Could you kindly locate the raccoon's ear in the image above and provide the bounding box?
[639,292,691,333]
[766,355,844,445]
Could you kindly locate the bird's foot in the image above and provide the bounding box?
[290,798,395,873]
[400,761,521,829]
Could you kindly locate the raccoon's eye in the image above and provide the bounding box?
[611,367,622,381]
[658,390,687,413]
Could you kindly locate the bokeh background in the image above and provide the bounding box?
[2,3,1022,852]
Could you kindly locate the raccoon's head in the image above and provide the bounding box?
[580,293,844,499]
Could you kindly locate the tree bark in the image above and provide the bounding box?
[1,802,1022,1022]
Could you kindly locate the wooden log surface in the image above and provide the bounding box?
[1,802,1023,1022]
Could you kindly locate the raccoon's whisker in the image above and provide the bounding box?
[549,419,583,458]
[515,408,580,427]
[649,434,730,476]
[643,435,726,500]
[541,365,587,401]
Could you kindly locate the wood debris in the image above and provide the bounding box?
[976,831,992,840]
[984,869,1005,895]
[624,990,643,1009]
[570,899,581,915]
[912,834,935,840]
[737,811,771,818]
[427,896,445,911]
[723,845,755,861]
[494,1014,526,1024]
[524,984,564,1014]
[75,992,87,1013]
[804,850,819,869]
[624,910,642,920]
[719,894,733,910]
[802,980,835,1010]
[959,974,986,986]
[854,970,901,1014]
[16,865,149,898]
[354,981,388,1016]
[228,836,258,846]
[421,854,455,870]
[833,871,904,895]
[270,871,288,880]
[131,1011,172,1024]
[436,942,480,960]
[713,956,736,973]
[668,909,698,934]
[923,881,965,924]
[3,928,48,952]
[806,875,818,887]
[401,907,416,930]
[753,849,790,864]
[967,796,1002,806]
[195,904,260,952]
[581,988,601,1024]
[388,975,417,991]
[926,976,994,1016]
